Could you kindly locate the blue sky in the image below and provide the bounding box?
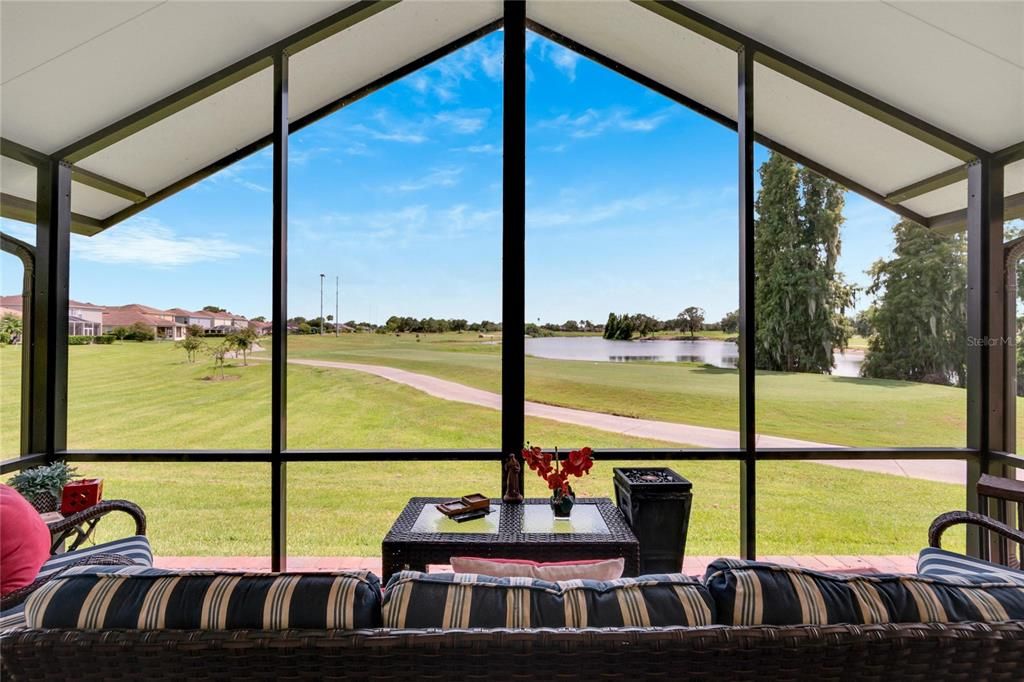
[1,31,904,324]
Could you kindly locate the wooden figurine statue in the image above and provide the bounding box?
[502,452,524,503]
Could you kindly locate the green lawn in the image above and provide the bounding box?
[284,333,993,448]
[1,342,966,557]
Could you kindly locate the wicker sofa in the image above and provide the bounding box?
[3,511,1024,682]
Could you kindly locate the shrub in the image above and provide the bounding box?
[94,335,115,345]
[68,335,93,345]
[176,335,206,363]
[0,312,22,345]
[128,322,155,341]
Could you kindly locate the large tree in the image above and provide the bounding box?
[718,309,739,334]
[860,219,966,386]
[754,152,854,373]
[676,307,705,338]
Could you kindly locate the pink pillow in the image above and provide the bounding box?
[450,556,624,581]
[0,483,52,596]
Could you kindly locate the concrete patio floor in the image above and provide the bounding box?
[155,554,921,576]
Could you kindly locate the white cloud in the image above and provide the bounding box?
[70,218,256,268]
[408,73,431,94]
[349,109,429,144]
[452,143,501,154]
[349,123,427,144]
[395,167,463,192]
[209,161,270,192]
[538,107,673,139]
[435,109,490,134]
[290,145,337,166]
[529,191,678,229]
[443,204,500,236]
[344,141,372,156]
[544,43,579,81]
[295,201,498,250]
[405,39,502,101]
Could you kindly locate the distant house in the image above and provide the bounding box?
[0,295,266,340]
[0,295,103,336]
[69,300,105,336]
[164,308,194,326]
[102,304,187,340]
[248,320,272,336]
[198,309,248,335]
[185,309,215,331]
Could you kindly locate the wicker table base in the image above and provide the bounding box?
[381,497,639,582]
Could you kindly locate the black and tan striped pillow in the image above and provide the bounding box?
[382,571,714,628]
[705,558,1024,625]
[24,570,381,630]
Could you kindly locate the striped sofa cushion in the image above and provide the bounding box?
[36,535,153,581]
[0,603,26,632]
[382,571,714,628]
[705,558,1024,625]
[918,547,1024,586]
[1,566,165,633]
[24,570,381,630]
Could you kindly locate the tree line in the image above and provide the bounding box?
[285,316,503,335]
[600,308,736,340]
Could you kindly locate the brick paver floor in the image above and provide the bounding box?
[155,554,921,575]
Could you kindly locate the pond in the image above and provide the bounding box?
[524,336,864,377]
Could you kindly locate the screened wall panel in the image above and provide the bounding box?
[285,31,503,451]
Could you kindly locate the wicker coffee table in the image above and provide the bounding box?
[381,497,640,582]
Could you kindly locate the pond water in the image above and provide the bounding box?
[524,336,864,378]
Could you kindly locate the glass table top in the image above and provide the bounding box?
[411,504,500,534]
[409,502,610,535]
[521,504,609,534]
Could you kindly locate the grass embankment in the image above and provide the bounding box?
[0,342,964,556]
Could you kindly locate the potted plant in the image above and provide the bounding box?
[7,461,78,513]
[522,445,594,518]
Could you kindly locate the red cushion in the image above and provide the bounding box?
[0,484,52,596]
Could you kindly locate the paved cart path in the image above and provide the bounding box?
[281,357,965,484]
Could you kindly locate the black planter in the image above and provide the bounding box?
[613,468,692,574]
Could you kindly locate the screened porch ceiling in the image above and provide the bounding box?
[1,0,1021,236]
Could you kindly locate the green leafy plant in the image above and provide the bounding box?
[94,335,115,345]
[176,335,206,363]
[7,461,79,500]
[0,313,22,345]
[68,335,93,345]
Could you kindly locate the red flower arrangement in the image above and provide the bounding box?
[522,444,594,495]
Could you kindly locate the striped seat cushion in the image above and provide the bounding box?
[918,547,1024,586]
[0,565,161,633]
[24,570,381,630]
[382,571,714,628]
[0,603,26,632]
[37,535,153,581]
[705,558,1024,625]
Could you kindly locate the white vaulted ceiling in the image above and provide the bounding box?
[1,1,1021,234]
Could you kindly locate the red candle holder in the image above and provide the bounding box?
[60,478,103,515]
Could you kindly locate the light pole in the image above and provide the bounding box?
[319,273,325,335]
